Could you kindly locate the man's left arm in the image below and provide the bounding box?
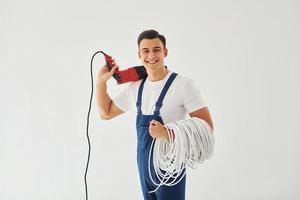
[189,107,214,131]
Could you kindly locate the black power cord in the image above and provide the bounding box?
[84,51,103,200]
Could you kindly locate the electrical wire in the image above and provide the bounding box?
[85,51,105,200]
[148,117,215,193]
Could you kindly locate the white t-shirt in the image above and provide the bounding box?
[113,71,207,124]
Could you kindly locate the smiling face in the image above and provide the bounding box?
[138,38,168,74]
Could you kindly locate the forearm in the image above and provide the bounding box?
[96,80,112,118]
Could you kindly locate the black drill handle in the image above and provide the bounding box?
[105,61,121,82]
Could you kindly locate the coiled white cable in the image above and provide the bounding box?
[148,117,214,193]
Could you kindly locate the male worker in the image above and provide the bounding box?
[96,29,214,200]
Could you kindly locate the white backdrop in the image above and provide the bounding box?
[1,0,299,199]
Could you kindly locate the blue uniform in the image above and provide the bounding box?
[136,72,186,200]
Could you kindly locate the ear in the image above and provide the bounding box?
[138,50,141,59]
[164,48,168,57]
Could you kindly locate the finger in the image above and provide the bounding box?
[148,126,153,133]
[110,65,118,74]
[149,123,153,129]
[149,124,155,131]
[101,65,109,73]
[112,59,117,65]
[150,120,159,126]
[149,128,155,136]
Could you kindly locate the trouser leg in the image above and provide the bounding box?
[137,150,157,200]
[156,175,186,200]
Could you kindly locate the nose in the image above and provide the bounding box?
[148,51,156,59]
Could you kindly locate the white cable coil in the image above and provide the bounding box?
[148,117,214,193]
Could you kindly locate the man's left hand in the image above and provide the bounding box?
[149,119,168,139]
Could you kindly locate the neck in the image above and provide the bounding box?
[147,66,169,82]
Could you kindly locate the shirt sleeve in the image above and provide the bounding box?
[183,79,207,113]
[112,85,131,112]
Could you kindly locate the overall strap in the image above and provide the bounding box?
[136,79,147,115]
[154,72,178,115]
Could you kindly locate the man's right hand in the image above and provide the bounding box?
[97,59,119,83]
[96,59,124,120]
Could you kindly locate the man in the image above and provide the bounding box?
[96,30,214,200]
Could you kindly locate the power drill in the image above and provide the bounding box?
[100,51,147,84]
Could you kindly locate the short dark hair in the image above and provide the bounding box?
[137,29,166,49]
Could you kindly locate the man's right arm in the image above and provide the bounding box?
[96,63,124,120]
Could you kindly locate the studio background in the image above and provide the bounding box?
[1,0,299,199]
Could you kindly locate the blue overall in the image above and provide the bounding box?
[136,72,186,200]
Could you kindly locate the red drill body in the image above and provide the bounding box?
[101,51,147,84]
